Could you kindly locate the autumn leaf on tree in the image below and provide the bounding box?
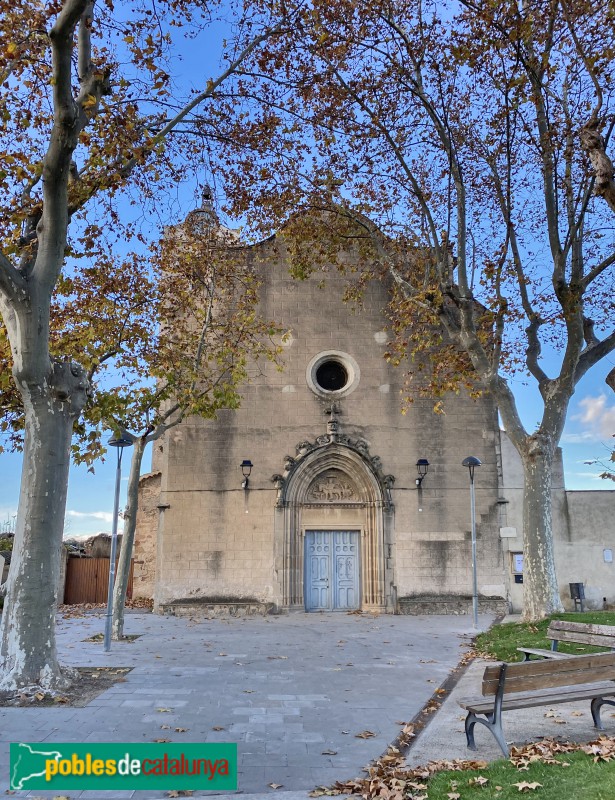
[0,0,290,691]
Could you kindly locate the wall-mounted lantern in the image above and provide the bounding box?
[415,458,430,487]
[240,459,253,490]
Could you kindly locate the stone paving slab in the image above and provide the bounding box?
[1,610,496,798]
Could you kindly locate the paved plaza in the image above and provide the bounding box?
[1,609,493,798]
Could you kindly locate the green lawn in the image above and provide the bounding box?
[425,750,615,799]
[474,611,615,662]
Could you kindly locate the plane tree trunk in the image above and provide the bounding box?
[0,363,88,689]
[0,0,94,688]
[519,437,564,620]
[111,436,146,640]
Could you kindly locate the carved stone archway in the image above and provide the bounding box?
[272,432,395,611]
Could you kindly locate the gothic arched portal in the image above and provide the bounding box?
[272,437,395,612]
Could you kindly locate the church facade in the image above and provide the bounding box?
[133,216,614,616]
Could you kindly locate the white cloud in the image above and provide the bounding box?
[571,394,615,441]
[67,510,114,523]
[570,471,607,481]
[561,431,596,444]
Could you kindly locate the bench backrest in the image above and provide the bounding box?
[547,620,615,648]
[481,652,615,696]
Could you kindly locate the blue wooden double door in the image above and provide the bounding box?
[305,530,360,611]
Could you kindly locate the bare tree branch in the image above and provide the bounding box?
[114,21,286,184]
[0,254,27,306]
[580,119,615,213]
[34,0,89,290]
[575,329,615,384]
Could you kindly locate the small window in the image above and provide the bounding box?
[306,351,360,398]
[315,360,349,392]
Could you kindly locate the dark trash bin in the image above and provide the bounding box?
[570,582,585,612]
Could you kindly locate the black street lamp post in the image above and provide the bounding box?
[462,456,482,629]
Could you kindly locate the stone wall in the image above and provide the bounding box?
[499,432,615,612]
[558,491,615,610]
[140,226,507,614]
[133,471,161,600]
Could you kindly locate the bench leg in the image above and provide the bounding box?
[464,711,509,758]
[591,697,615,730]
[465,712,478,750]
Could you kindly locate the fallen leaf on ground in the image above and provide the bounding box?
[212,726,225,731]
[153,738,172,743]
[468,776,488,786]
[160,724,171,729]
[355,730,376,739]
[174,727,188,732]
[321,749,337,755]
[268,783,283,789]
[513,782,543,792]
[157,708,173,713]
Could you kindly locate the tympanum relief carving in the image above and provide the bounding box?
[307,470,357,502]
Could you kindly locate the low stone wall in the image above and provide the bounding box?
[160,599,277,618]
[397,594,509,616]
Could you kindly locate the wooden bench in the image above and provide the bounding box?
[518,620,615,661]
[458,652,615,756]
